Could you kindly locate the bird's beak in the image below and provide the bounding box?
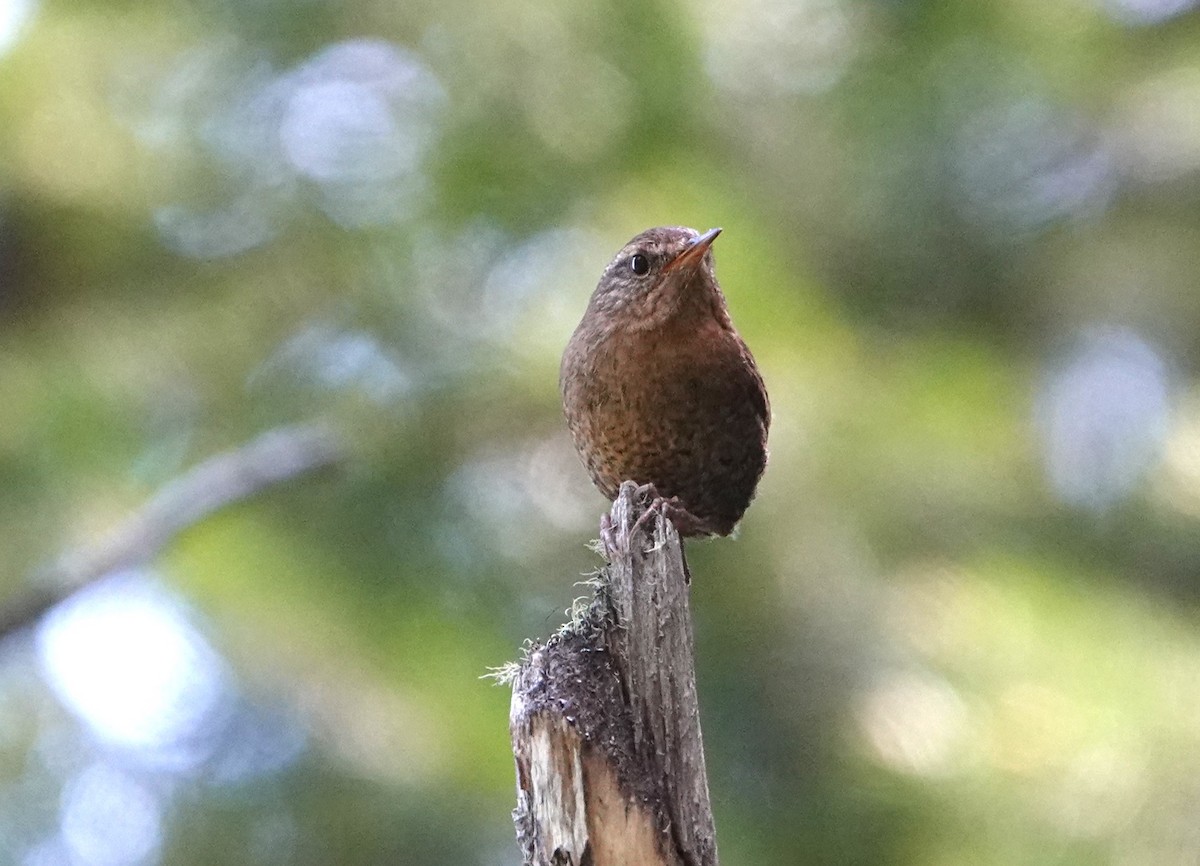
[664,227,722,273]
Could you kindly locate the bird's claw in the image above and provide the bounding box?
[631,501,659,536]
[627,490,696,584]
[599,512,617,558]
[656,499,713,538]
[629,489,711,540]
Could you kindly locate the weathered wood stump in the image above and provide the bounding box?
[508,481,718,866]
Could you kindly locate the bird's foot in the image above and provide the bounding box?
[629,485,713,540]
[631,482,661,506]
[599,512,617,558]
[626,488,698,584]
[629,482,663,535]
[655,498,715,539]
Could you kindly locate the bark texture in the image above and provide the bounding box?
[509,481,718,866]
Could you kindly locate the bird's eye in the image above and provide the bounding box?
[629,253,650,276]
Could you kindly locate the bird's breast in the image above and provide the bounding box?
[561,316,767,522]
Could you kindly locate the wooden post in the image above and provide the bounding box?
[508,481,719,866]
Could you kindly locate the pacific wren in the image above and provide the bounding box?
[560,226,770,537]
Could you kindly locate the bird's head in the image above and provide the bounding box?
[587,226,724,329]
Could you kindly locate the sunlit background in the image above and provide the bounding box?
[2,0,1200,863]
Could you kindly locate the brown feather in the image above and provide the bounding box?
[560,226,769,537]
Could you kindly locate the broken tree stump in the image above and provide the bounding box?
[508,481,719,866]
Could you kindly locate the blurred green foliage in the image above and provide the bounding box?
[3,0,1200,863]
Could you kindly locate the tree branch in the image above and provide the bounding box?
[0,422,344,639]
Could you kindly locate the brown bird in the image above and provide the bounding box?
[560,226,770,538]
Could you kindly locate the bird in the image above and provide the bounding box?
[560,226,770,539]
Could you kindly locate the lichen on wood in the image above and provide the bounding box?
[508,482,718,866]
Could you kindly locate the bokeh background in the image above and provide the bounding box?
[2,0,1200,863]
